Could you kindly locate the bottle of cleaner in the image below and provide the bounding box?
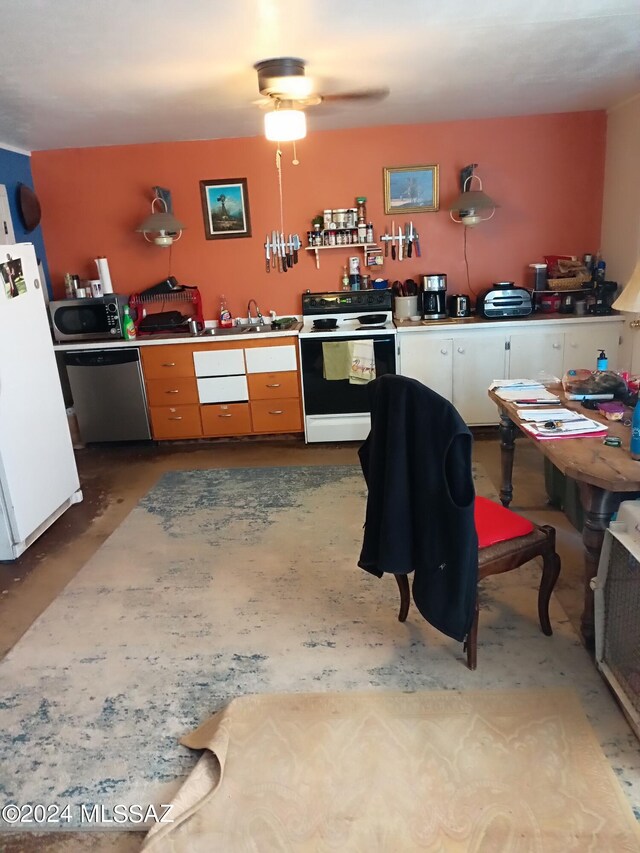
[122,305,136,340]
[631,402,640,460]
[597,350,608,371]
[219,295,232,329]
[341,266,349,291]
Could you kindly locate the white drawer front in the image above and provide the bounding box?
[194,349,245,377]
[197,375,248,403]
[245,345,297,374]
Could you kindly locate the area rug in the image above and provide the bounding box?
[1,465,639,831]
[142,689,640,852]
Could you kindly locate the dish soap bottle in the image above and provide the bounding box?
[341,266,349,291]
[122,305,136,340]
[219,295,232,329]
[597,350,608,371]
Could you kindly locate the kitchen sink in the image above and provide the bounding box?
[202,324,265,336]
[202,322,299,337]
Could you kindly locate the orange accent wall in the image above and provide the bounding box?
[31,111,606,319]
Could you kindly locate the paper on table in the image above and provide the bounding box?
[522,418,607,440]
[489,378,545,391]
[516,408,589,422]
[494,388,560,403]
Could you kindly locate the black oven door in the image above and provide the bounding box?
[300,334,396,415]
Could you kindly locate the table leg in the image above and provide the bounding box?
[498,411,517,507]
[577,483,621,649]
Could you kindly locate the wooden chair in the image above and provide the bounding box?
[394,497,561,670]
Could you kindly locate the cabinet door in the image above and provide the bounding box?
[564,323,622,373]
[193,348,245,377]
[398,334,453,402]
[245,344,297,374]
[508,331,564,381]
[453,334,507,425]
[141,345,195,379]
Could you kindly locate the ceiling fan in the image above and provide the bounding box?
[254,57,389,106]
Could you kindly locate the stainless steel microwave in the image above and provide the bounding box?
[49,295,128,342]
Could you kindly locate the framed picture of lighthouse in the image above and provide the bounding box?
[199,178,252,240]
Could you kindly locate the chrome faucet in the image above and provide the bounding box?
[247,299,263,325]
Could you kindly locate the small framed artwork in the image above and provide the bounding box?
[199,178,252,240]
[383,165,439,214]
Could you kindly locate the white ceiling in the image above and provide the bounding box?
[1,0,639,152]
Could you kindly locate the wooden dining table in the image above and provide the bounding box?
[488,385,640,648]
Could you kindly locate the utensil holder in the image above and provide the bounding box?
[393,295,418,320]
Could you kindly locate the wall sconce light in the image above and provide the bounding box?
[264,101,307,142]
[136,197,185,247]
[612,259,640,327]
[449,171,498,227]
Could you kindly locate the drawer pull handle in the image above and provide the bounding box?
[269,410,284,415]
[440,348,448,355]
[218,413,233,418]
[266,383,281,388]
[457,347,465,354]
[552,343,561,349]
[168,416,183,421]
[165,389,180,394]
[162,362,176,367]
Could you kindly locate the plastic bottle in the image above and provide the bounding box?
[121,305,136,340]
[597,350,608,371]
[631,402,640,460]
[341,266,349,291]
[219,295,232,329]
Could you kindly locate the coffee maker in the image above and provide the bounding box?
[422,274,447,320]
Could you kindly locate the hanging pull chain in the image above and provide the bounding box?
[276,145,285,237]
[292,140,299,166]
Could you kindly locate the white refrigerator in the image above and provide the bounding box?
[0,242,82,560]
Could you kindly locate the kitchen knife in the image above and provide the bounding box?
[281,233,288,272]
[273,230,280,273]
[265,234,270,273]
[414,230,421,258]
[384,228,389,257]
[391,220,396,261]
[406,223,413,258]
[398,224,403,262]
[292,234,299,264]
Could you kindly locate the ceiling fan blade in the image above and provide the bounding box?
[318,87,390,104]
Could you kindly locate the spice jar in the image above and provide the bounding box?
[356,196,367,224]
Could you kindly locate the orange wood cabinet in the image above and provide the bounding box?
[140,337,303,440]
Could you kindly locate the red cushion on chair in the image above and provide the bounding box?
[474,496,535,549]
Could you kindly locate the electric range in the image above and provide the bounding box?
[298,290,397,442]
[299,290,395,337]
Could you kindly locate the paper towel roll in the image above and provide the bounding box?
[95,256,113,294]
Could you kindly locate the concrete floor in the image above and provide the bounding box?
[0,433,588,851]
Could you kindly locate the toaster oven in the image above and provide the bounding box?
[477,286,532,319]
[49,295,128,342]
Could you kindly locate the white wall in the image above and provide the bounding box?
[601,94,640,372]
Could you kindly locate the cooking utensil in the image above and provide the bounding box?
[391,220,396,261]
[384,228,389,257]
[406,223,412,258]
[313,318,338,330]
[414,229,421,258]
[357,313,387,325]
[280,233,287,273]
[398,224,403,262]
[292,234,299,264]
[265,234,270,273]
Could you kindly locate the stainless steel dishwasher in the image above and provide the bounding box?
[64,348,152,442]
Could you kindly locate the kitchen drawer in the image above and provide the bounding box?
[149,405,202,439]
[201,403,251,436]
[145,377,199,407]
[245,344,297,374]
[250,398,302,433]
[197,375,248,404]
[248,371,299,401]
[141,345,195,379]
[193,348,245,377]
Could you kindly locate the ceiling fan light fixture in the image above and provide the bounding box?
[264,108,306,142]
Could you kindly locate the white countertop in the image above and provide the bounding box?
[393,313,623,333]
[53,313,623,350]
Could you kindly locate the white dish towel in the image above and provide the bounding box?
[349,339,376,385]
